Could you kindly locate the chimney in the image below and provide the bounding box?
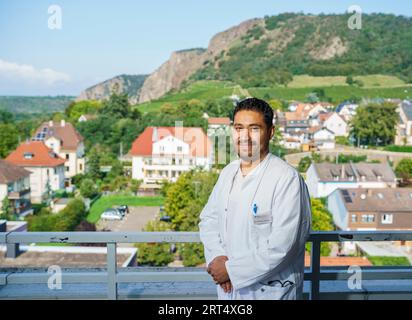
[152,127,158,142]
[61,119,66,127]
[341,164,345,179]
[367,189,373,197]
[49,120,53,127]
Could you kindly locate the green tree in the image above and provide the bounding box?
[136,220,175,266]
[0,123,19,158]
[80,179,98,199]
[350,102,398,146]
[306,198,334,256]
[395,158,412,185]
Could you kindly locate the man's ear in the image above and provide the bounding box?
[269,125,275,140]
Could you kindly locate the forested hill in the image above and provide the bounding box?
[191,13,412,87]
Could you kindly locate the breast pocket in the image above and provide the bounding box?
[252,210,273,248]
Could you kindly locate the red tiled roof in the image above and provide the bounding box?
[33,120,84,151]
[6,141,66,167]
[208,117,231,125]
[129,127,212,157]
[305,254,372,267]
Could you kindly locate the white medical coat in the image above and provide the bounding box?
[199,153,312,300]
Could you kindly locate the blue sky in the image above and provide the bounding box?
[0,0,411,96]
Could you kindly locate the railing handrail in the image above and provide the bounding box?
[1,230,412,300]
[2,230,412,244]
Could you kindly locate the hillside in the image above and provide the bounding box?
[138,13,412,102]
[0,96,74,114]
[76,74,148,104]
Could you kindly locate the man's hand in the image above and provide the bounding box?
[207,255,230,284]
[220,280,232,293]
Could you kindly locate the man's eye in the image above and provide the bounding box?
[251,127,260,131]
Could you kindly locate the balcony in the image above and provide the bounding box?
[1,231,412,300]
[7,188,30,200]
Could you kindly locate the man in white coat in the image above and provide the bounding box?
[199,97,312,300]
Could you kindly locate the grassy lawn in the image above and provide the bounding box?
[86,195,164,223]
[367,256,411,266]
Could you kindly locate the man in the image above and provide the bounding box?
[199,97,312,300]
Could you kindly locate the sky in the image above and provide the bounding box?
[0,0,411,96]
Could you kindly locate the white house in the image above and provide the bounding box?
[306,162,397,198]
[32,120,86,186]
[312,127,335,150]
[129,126,213,185]
[337,103,359,122]
[6,141,66,204]
[395,100,412,146]
[321,112,348,137]
[0,160,33,217]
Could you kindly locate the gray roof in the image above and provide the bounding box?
[312,162,396,183]
[0,160,31,184]
[401,101,412,121]
[336,188,412,212]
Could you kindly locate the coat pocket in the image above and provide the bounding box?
[251,210,272,248]
[256,279,296,300]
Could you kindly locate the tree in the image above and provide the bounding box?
[100,92,136,119]
[306,198,334,256]
[395,158,412,186]
[0,123,19,158]
[136,220,175,266]
[80,178,98,199]
[346,75,354,85]
[350,102,398,146]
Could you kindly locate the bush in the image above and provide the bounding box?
[80,179,98,199]
[27,198,87,231]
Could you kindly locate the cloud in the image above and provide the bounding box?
[0,58,71,86]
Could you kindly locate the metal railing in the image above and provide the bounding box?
[1,231,412,300]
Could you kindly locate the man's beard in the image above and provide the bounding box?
[237,140,261,162]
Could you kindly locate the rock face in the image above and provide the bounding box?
[137,49,208,103]
[138,18,261,103]
[76,74,147,104]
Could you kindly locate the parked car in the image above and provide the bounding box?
[160,215,171,223]
[101,209,122,220]
[116,205,129,216]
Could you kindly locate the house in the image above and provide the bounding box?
[6,141,66,204]
[0,160,33,217]
[32,120,86,186]
[207,117,231,137]
[336,103,358,122]
[319,112,348,137]
[284,112,309,134]
[306,162,397,198]
[395,100,412,146]
[129,126,213,185]
[78,114,97,122]
[328,188,412,251]
[310,127,336,150]
[328,187,412,231]
[282,137,301,150]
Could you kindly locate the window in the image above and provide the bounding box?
[66,154,69,160]
[351,214,357,223]
[361,214,375,223]
[79,164,83,171]
[177,146,182,152]
[382,214,393,224]
[24,152,33,159]
[361,215,368,223]
[66,166,70,172]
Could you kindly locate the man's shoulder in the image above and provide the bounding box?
[267,153,299,180]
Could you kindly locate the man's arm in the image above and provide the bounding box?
[198,175,227,266]
[225,171,312,289]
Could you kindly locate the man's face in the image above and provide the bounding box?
[232,110,274,162]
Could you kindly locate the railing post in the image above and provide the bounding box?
[107,242,118,300]
[310,240,321,300]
